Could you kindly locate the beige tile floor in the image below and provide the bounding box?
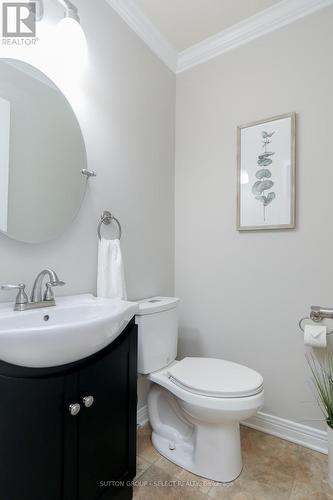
[135,423,332,500]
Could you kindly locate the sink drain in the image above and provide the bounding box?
[43,315,50,322]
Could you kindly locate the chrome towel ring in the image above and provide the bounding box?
[97,211,122,240]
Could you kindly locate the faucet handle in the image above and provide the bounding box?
[0,284,25,290]
[43,280,66,302]
[0,284,28,306]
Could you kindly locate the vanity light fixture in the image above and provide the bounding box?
[30,0,87,63]
[56,0,80,23]
[55,0,88,69]
[30,0,81,23]
[29,0,88,74]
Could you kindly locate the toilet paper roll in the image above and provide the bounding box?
[304,324,327,348]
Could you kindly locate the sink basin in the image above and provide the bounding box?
[0,294,139,368]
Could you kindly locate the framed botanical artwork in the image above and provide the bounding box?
[237,113,296,231]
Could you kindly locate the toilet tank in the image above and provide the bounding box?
[136,297,179,374]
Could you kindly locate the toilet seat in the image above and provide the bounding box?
[148,361,264,413]
[167,357,263,398]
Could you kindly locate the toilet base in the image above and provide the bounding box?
[151,428,243,483]
[151,431,194,475]
[148,384,245,482]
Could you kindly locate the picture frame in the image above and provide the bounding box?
[237,112,296,231]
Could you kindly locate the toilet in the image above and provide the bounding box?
[136,297,264,483]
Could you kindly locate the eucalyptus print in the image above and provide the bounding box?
[252,131,276,221]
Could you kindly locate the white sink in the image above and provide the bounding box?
[0,294,139,368]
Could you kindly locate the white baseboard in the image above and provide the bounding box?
[243,411,327,454]
[137,405,149,427]
[137,405,327,454]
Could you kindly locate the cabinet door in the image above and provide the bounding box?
[77,326,137,500]
[0,375,65,500]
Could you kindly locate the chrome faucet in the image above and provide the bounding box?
[31,269,65,303]
[0,269,65,311]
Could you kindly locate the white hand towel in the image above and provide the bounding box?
[304,324,327,348]
[97,238,127,300]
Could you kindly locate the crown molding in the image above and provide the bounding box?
[106,0,333,74]
[177,0,333,73]
[105,0,178,73]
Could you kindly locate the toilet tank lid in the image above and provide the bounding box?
[136,297,179,315]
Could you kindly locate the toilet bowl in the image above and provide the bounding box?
[147,358,264,482]
[136,298,264,483]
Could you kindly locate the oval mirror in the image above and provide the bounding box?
[0,59,87,243]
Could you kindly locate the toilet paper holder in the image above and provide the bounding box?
[299,305,333,335]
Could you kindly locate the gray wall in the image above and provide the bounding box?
[0,0,175,409]
[175,6,333,429]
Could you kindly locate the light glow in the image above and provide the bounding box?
[55,17,88,75]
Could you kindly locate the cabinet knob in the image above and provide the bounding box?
[69,403,81,416]
[83,395,94,408]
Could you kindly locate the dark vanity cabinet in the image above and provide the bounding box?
[0,319,138,500]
